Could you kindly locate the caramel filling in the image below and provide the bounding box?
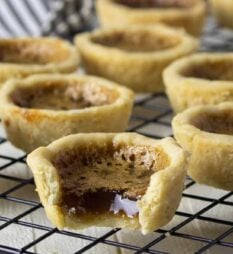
[192,111,233,135]
[63,190,139,217]
[0,40,69,64]
[92,30,180,52]
[115,0,193,8]
[53,144,170,218]
[182,60,233,81]
[11,83,117,110]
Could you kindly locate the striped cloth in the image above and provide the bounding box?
[0,0,94,38]
[0,0,232,51]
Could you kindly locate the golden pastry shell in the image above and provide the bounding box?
[75,25,198,93]
[0,37,79,83]
[172,102,233,190]
[0,74,134,153]
[210,0,233,29]
[164,53,233,113]
[96,0,206,36]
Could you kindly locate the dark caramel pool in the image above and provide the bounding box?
[182,59,233,81]
[53,144,170,218]
[192,111,233,135]
[92,30,180,53]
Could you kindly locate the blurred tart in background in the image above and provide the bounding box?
[164,53,233,113]
[75,25,198,93]
[96,0,206,36]
[210,0,233,29]
[0,38,79,84]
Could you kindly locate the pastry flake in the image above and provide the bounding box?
[164,53,233,113]
[27,133,187,234]
[75,25,198,93]
[0,74,134,153]
[0,37,79,83]
[172,102,233,190]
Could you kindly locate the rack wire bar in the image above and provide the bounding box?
[0,16,233,254]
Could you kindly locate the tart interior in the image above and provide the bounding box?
[181,58,233,81]
[52,141,170,218]
[192,110,233,135]
[0,40,71,65]
[11,82,118,110]
[115,0,193,8]
[92,29,180,52]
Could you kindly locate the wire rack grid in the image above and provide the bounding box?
[0,17,233,254]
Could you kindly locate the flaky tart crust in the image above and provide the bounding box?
[0,74,134,153]
[27,133,186,234]
[75,25,198,93]
[164,53,233,113]
[96,0,206,36]
[172,102,233,191]
[210,0,233,29]
[0,38,79,83]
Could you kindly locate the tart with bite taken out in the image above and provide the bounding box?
[27,133,187,234]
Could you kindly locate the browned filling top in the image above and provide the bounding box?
[52,143,170,218]
[115,0,194,9]
[11,82,117,110]
[181,59,233,81]
[92,30,180,52]
[0,40,70,65]
[192,111,233,135]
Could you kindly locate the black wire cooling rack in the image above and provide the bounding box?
[0,16,233,254]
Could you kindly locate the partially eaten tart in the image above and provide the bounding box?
[210,0,233,29]
[0,74,134,153]
[75,25,198,93]
[172,102,233,190]
[0,38,79,83]
[96,0,206,36]
[164,53,233,113]
[27,133,186,234]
